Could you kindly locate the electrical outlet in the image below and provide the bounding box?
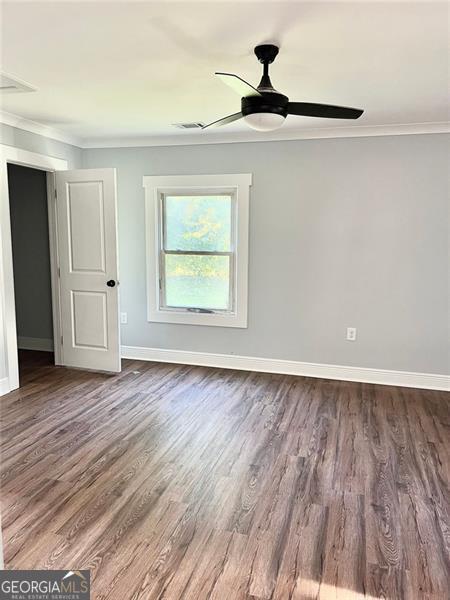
[346,327,357,341]
[120,312,128,324]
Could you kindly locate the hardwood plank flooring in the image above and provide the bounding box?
[1,350,449,599]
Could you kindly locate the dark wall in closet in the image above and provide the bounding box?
[8,164,53,344]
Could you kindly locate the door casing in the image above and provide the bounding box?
[0,144,67,394]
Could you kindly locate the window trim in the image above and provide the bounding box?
[143,174,251,328]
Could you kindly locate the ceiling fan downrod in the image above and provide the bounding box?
[254,44,279,91]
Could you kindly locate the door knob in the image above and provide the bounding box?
[106,279,116,287]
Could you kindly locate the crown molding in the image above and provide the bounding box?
[80,121,450,148]
[1,109,448,149]
[0,110,83,147]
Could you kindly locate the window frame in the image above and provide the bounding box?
[143,174,251,328]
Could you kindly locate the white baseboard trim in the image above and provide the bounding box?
[18,337,54,352]
[121,346,449,391]
[0,377,10,395]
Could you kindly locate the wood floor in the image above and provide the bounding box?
[1,351,449,599]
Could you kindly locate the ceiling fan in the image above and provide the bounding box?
[203,44,364,131]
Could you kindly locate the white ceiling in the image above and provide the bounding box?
[1,1,448,146]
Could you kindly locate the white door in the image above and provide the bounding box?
[55,168,120,372]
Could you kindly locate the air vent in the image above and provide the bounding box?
[172,122,205,130]
[0,73,36,94]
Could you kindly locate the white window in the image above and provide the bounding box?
[143,174,251,327]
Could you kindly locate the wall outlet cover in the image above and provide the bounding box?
[346,327,357,341]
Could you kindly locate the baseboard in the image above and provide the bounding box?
[17,337,54,352]
[121,346,449,391]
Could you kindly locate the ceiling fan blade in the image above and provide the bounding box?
[215,72,262,97]
[202,112,243,129]
[288,102,363,119]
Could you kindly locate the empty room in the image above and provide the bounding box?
[0,1,448,599]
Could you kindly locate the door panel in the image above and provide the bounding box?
[71,291,108,349]
[68,181,106,272]
[56,168,120,372]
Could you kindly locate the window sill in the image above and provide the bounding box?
[147,308,247,328]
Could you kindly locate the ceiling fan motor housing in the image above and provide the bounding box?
[241,92,289,118]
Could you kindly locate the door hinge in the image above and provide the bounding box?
[54,188,57,199]
[60,335,63,346]
[159,278,162,290]
[57,267,61,278]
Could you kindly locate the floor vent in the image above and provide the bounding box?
[172,122,205,130]
[0,72,36,93]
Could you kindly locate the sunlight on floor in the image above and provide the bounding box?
[299,579,380,599]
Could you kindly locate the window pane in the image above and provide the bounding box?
[164,195,232,252]
[164,254,230,310]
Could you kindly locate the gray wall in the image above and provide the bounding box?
[8,164,53,343]
[0,123,82,167]
[0,125,447,379]
[83,133,449,375]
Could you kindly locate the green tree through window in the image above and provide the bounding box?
[163,195,233,310]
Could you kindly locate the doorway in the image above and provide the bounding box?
[1,146,121,395]
[0,146,67,394]
[7,163,55,376]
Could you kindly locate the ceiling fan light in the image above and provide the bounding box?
[243,112,285,132]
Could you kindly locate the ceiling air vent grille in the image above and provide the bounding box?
[172,122,205,130]
[0,73,36,94]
